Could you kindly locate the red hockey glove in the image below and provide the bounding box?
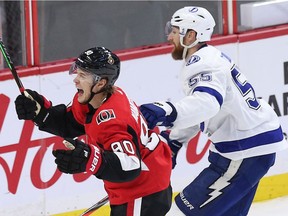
[52,138,102,175]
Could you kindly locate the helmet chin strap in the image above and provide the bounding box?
[180,36,199,59]
[82,82,107,105]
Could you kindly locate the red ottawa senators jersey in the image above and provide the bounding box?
[71,87,172,205]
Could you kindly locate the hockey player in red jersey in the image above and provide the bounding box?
[14,47,172,216]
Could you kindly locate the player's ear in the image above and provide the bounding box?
[98,78,107,88]
[184,30,196,45]
[91,78,107,93]
[187,30,196,40]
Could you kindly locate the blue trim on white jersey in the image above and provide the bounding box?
[193,86,223,106]
[200,122,205,132]
[214,127,284,153]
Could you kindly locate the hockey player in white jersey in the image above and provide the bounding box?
[140,6,288,216]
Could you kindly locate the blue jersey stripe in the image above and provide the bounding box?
[200,122,205,132]
[193,86,223,106]
[214,127,284,153]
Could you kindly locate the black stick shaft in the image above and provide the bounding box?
[80,195,109,216]
[0,39,25,93]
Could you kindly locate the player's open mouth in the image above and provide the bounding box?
[77,89,84,95]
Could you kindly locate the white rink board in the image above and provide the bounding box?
[0,35,288,215]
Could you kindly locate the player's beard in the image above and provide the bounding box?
[171,43,184,60]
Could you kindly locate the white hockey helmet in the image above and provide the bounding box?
[170,6,215,42]
[168,6,215,50]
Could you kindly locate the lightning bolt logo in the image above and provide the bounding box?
[200,159,242,208]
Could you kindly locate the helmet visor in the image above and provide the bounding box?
[69,62,101,83]
[165,21,173,36]
[69,62,78,75]
[69,62,96,75]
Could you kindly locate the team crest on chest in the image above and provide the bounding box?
[96,109,116,125]
[186,55,200,66]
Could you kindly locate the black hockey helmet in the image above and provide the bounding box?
[70,47,120,86]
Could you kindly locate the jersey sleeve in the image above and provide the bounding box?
[94,120,142,182]
[170,125,200,146]
[173,91,221,129]
[37,93,86,138]
[174,71,226,128]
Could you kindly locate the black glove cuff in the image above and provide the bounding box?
[33,107,49,126]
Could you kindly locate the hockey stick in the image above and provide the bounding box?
[0,38,41,112]
[79,195,109,216]
[0,38,25,93]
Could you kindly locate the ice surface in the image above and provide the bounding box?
[166,195,288,216]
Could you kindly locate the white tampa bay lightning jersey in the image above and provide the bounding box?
[170,45,287,160]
